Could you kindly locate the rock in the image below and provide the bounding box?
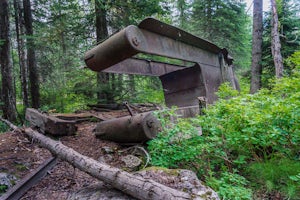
[98,155,113,164]
[101,146,115,154]
[121,155,142,170]
[68,167,219,200]
[0,172,17,191]
[135,168,219,200]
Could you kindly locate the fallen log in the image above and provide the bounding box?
[0,116,196,199]
[23,127,195,200]
[93,112,162,143]
[25,108,77,136]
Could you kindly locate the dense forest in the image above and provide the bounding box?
[0,0,299,199]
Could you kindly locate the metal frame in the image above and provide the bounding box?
[84,18,238,109]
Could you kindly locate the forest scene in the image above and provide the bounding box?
[0,0,299,199]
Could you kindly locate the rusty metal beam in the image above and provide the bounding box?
[138,18,222,54]
[103,58,184,76]
[84,18,239,108]
[84,18,223,72]
[1,157,57,200]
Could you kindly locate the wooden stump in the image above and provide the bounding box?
[25,108,77,136]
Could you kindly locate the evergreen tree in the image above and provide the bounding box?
[250,0,263,93]
[191,0,251,69]
[23,0,40,108]
[95,0,111,103]
[262,0,300,83]
[0,0,17,122]
[13,0,29,108]
[271,0,284,78]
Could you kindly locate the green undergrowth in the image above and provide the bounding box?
[148,53,300,199]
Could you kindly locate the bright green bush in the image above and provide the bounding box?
[0,122,9,133]
[247,159,300,199]
[148,64,300,198]
[206,171,252,200]
[148,109,204,168]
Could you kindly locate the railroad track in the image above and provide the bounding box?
[0,157,57,200]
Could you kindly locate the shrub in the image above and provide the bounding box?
[148,65,300,198]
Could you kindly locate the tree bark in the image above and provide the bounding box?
[95,0,112,103]
[0,0,17,122]
[270,0,284,78]
[14,0,29,108]
[250,0,263,94]
[23,0,40,108]
[23,127,193,200]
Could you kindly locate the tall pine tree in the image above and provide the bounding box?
[0,0,17,122]
[191,0,251,69]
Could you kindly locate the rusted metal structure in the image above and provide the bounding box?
[1,157,57,200]
[85,18,239,113]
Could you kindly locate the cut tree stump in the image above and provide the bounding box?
[25,108,77,136]
[93,112,162,143]
[23,127,196,200]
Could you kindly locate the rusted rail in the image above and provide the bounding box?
[0,157,57,200]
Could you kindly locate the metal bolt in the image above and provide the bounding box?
[147,121,153,128]
[132,37,139,46]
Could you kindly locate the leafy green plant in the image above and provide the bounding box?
[206,171,252,200]
[247,159,300,199]
[148,109,204,168]
[148,66,300,198]
[216,82,239,99]
[0,185,8,194]
[0,122,9,133]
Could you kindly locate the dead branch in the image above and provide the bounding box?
[0,116,19,130]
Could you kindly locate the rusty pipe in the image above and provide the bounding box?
[84,25,144,72]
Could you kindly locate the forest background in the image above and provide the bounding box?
[0,0,299,199]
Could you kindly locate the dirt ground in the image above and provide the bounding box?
[0,109,152,200]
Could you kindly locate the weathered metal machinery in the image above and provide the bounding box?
[85,18,239,116]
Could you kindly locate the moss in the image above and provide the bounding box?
[140,166,180,176]
[15,163,28,171]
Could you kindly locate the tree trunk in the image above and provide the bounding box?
[95,0,111,103]
[14,0,29,108]
[23,0,40,108]
[97,72,109,102]
[250,0,263,94]
[23,127,193,200]
[93,112,162,143]
[0,0,17,122]
[128,74,135,94]
[270,0,284,78]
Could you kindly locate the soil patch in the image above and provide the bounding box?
[1,109,146,199]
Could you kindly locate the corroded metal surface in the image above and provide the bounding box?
[160,64,205,107]
[103,58,183,76]
[1,157,57,200]
[84,17,239,109]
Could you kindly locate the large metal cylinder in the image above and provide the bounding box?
[84,25,141,72]
[93,112,162,143]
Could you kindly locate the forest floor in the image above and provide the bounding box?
[0,108,153,200]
